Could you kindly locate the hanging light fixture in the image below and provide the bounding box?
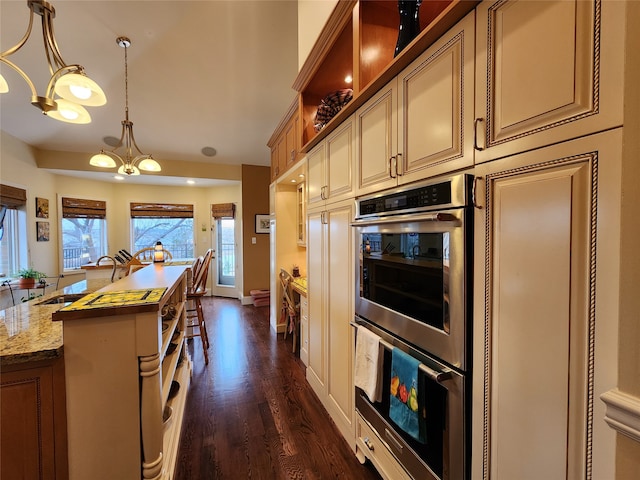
[0,0,106,123]
[89,37,161,176]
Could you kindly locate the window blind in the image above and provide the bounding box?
[0,184,27,208]
[130,203,194,218]
[62,197,107,219]
[211,203,235,219]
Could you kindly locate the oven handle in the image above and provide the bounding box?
[351,211,459,227]
[350,321,452,384]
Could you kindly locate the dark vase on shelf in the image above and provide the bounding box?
[394,0,422,58]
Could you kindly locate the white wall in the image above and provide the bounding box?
[298,0,338,69]
[1,131,242,300]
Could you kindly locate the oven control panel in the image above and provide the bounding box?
[358,175,471,217]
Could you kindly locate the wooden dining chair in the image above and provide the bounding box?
[186,249,213,364]
[132,246,173,262]
[279,269,299,353]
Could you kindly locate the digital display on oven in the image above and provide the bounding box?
[385,195,407,210]
[358,180,453,216]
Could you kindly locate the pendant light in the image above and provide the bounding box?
[89,37,161,175]
[0,0,106,123]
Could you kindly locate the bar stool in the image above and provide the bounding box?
[186,249,213,364]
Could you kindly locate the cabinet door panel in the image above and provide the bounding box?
[472,130,623,480]
[475,0,623,163]
[285,114,299,169]
[326,202,355,440]
[399,11,475,184]
[356,82,398,196]
[326,117,355,202]
[307,142,326,207]
[1,366,56,480]
[306,209,325,394]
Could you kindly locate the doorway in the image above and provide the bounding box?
[210,217,236,298]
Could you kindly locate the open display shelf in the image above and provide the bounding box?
[276,0,479,179]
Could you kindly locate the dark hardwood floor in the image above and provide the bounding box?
[175,296,382,480]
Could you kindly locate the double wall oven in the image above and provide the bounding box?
[352,173,473,480]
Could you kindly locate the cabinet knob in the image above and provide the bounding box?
[363,437,374,451]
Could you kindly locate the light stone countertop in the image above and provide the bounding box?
[0,279,111,366]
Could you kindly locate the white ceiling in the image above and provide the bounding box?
[0,0,299,185]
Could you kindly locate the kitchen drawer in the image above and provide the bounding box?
[356,412,411,480]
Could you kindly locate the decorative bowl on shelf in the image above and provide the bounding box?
[314,88,353,132]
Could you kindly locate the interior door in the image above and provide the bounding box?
[210,218,236,298]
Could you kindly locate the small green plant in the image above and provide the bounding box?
[16,267,47,280]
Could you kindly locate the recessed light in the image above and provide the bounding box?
[298,174,305,178]
[186,180,195,185]
[201,146,217,157]
[103,136,120,147]
[345,74,353,84]
[291,179,296,183]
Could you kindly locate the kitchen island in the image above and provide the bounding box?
[0,278,111,480]
[1,264,193,480]
[54,264,192,480]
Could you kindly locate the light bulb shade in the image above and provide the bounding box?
[0,74,8,93]
[46,99,91,124]
[138,158,162,172]
[154,242,165,263]
[90,153,117,168]
[118,164,140,176]
[54,73,107,107]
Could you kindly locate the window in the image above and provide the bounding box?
[211,203,236,286]
[0,208,25,278]
[61,197,107,270]
[130,203,194,258]
[0,184,28,277]
[216,218,235,286]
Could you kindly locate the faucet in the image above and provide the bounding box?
[96,255,117,282]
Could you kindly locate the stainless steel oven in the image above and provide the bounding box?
[352,173,473,479]
[352,173,473,371]
[353,319,468,480]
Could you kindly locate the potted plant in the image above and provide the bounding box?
[16,267,47,288]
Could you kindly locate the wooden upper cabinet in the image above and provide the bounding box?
[269,97,302,182]
[291,0,479,155]
[474,0,624,163]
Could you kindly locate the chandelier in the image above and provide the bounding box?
[0,0,106,124]
[89,37,160,176]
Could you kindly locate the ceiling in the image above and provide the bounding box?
[0,0,300,186]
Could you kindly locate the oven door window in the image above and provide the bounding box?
[362,232,450,331]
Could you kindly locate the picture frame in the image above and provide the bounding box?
[255,214,270,234]
[36,197,49,218]
[36,221,50,241]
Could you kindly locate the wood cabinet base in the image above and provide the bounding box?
[1,356,68,480]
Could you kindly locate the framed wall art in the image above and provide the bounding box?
[255,214,270,234]
[36,197,49,218]
[36,221,50,241]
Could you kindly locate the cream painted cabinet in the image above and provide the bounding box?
[471,129,622,480]
[474,0,624,164]
[58,267,192,480]
[299,293,309,366]
[356,11,475,196]
[306,207,325,393]
[306,199,355,447]
[307,115,355,208]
